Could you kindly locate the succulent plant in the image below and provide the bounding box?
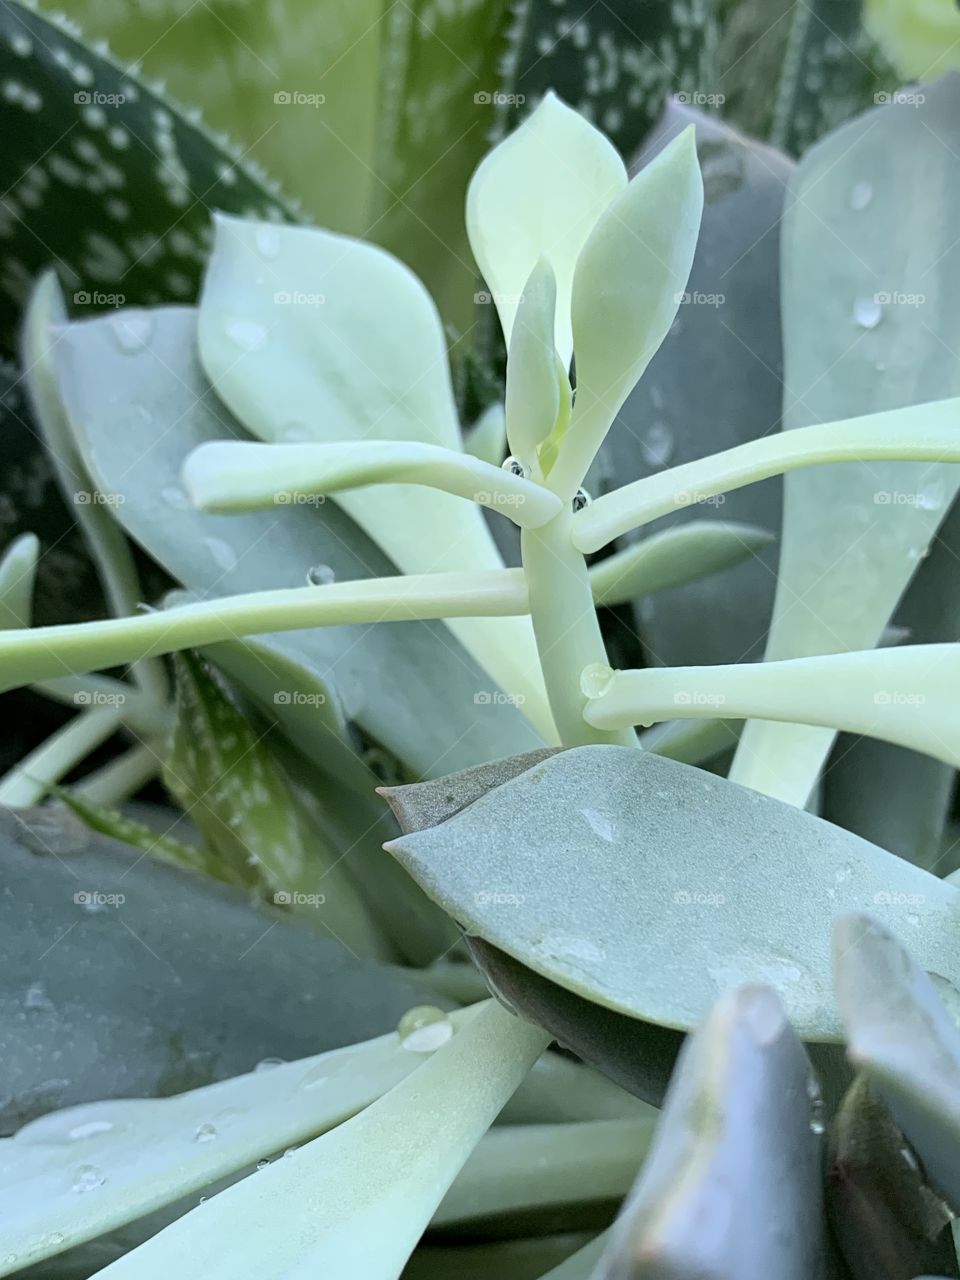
[5,3,960,1276]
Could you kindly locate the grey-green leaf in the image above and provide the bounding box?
[590,985,827,1279]
[833,914,960,1210]
[387,747,960,1040]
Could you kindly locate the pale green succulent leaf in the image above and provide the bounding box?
[386,746,960,1040]
[505,257,561,467]
[88,1002,547,1280]
[549,126,703,500]
[0,1016,478,1276]
[464,403,507,469]
[591,985,827,1279]
[833,914,960,1209]
[583,644,960,769]
[466,91,627,367]
[0,533,39,630]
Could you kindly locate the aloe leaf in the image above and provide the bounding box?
[590,101,791,667]
[826,1074,959,1280]
[0,1012,475,1276]
[163,650,387,957]
[197,215,553,734]
[590,985,828,1279]
[0,532,38,629]
[386,746,960,1041]
[0,0,294,348]
[89,1002,548,1280]
[0,804,442,1133]
[49,305,541,780]
[731,74,960,805]
[833,914,960,1209]
[548,128,704,500]
[589,521,773,608]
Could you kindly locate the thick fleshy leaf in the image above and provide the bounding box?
[387,746,960,1040]
[826,1074,958,1280]
[591,986,827,1280]
[732,75,960,805]
[0,1015,477,1276]
[90,1002,548,1280]
[197,215,552,733]
[465,92,626,367]
[0,532,38,629]
[0,804,437,1134]
[833,914,960,1209]
[548,127,704,499]
[589,101,790,667]
[505,258,561,467]
[51,305,542,782]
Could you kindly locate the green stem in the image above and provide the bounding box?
[0,706,123,806]
[520,510,635,748]
[74,743,161,807]
[573,395,960,553]
[0,571,529,694]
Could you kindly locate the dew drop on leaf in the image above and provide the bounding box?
[397,1006,454,1053]
[307,564,336,586]
[193,1122,218,1144]
[72,1164,106,1192]
[852,296,883,329]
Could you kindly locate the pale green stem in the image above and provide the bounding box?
[433,1117,654,1228]
[520,510,635,748]
[0,571,529,694]
[0,706,124,806]
[31,675,171,735]
[583,646,960,769]
[573,396,960,553]
[75,743,161,807]
[183,440,562,528]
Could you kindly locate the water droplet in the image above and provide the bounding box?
[571,487,591,513]
[307,564,336,586]
[834,863,853,885]
[853,296,883,330]
[68,1119,115,1141]
[255,226,281,260]
[282,1146,297,1159]
[253,1057,285,1073]
[193,1122,217,1144]
[641,421,674,468]
[849,181,873,212]
[579,662,615,700]
[161,485,190,509]
[225,318,267,352]
[739,986,786,1047]
[807,1073,825,1135]
[501,455,528,478]
[397,1006,454,1053]
[3,1254,17,1268]
[110,312,152,352]
[45,1233,65,1248]
[203,537,237,573]
[72,1164,105,1192]
[256,1158,271,1171]
[24,981,53,1011]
